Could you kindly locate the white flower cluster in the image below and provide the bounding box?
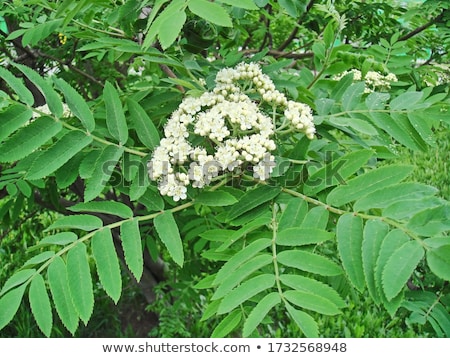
[333,69,398,93]
[148,62,316,201]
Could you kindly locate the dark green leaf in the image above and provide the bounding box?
[22,19,63,46]
[243,292,280,337]
[336,214,365,292]
[91,228,122,303]
[46,214,103,232]
[104,81,128,144]
[120,219,143,281]
[0,116,62,163]
[127,98,160,150]
[66,243,94,324]
[154,211,184,267]
[277,228,334,246]
[69,201,133,219]
[29,274,52,337]
[0,67,34,105]
[277,250,343,276]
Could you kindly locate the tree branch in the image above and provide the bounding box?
[243,49,314,60]
[398,11,444,41]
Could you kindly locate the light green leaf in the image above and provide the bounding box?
[0,269,35,297]
[211,310,241,338]
[426,245,450,281]
[277,228,334,246]
[47,256,79,334]
[79,149,102,179]
[12,63,64,118]
[424,236,450,249]
[277,250,343,276]
[84,145,124,202]
[158,9,186,49]
[214,238,272,284]
[40,232,78,246]
[29,274,52,337]
[23,251,55,268]
[120,219,143,281]
[104,81,128,144]
[127,98,160,150]
[354,183,438,211]
[390,91,424,110]
[407,112,435,146]
[53,78,95,132]
[303,149,374,195]
[91,228,122,303]
[226,186,281,222]
[0,116,62,163]
[243,292,280,337]
[382,240,424,300]
[0,105,33,142]
[365,92,390,110]
[362,220,389,304]
[213,254,272,299]
[154,211,184,267]
[0,284,27,331]
[195,190,238,206]
[342,82,366,111]
[218,0,258,10]
[279,0,300,17]
[407,205,450,236]
[329,117,378,136]
[217,274,275,314]
[278,197,308,230]
[26,131,92,180]
[280,274,346,309]
[327,165,414,207]
[66,243,94,324]
[188,0,233,27]
[301,206,329,230]
[284,290,341,315]
[286,303,318,338]
[46,214,103,232]
[337,214,365,292]
[383,197,445,220]
[22,19,63,47]
[0,67,34,105]
[69,201,133,219]
[200,299,221,322]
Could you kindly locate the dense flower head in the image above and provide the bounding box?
[333,69,398,93]
[148,62,316,201]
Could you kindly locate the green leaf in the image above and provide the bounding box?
[201,299,221,322]
[53,78,95,132]
[243,292,280,337]
[12,63,64,118]
[303,149,374,195]
[0,269,35,297]
[47,256,79,334]
[0,284,27,331]
[40,232,78,246]
[301,206,329,230]
[29,274,52,337]
[279,274,346,309]
[79,149,102,179]
[66,243,94,324]
[46,214,103,232]
[226,186,281,222]
[329,116,378,136]
[104,81,128,144]
[284,290,341,315]
[336,214,365,292]
[0,105,33,142]
[188,0,232,27]
[120,219,143,281]
[0,67,34,105]
[23,251,55,268]
[277,250,343,276]
[277,228,334,246]
[127,98,160,150]
[213,254,272,299]
[195,190,238,206]
[331,72,355,101]
[327,165,414,207]
[407,112,435,146]
[382,240,424,300]
[407,205,450,236]
[22,19,63,46]
[211,310,241,338]
[279,0,300,17]
[69,201,133,219]
[426,245,450,281]
[158,9,186,49]
[342,82,366,111]
[217,274,275,314]
[91,228,122,303]
[214,238,272,284]
[84,145,124,202]
[26,131,92,180]
[362,220,389,304]
[390,91,424,110]
[278,197,308,231]
[365,92,390,110]
[286,303,318,338]
[154,211,184,267]
[354,183,438,211]
[219,0,258,10]
[0,116,62,163]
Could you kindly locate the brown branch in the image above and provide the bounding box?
[277,0,316,51]
[398,11,444,41]
[243,49,314,60]
[159,64,185,93]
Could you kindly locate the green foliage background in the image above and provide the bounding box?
[0,0,449,338]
